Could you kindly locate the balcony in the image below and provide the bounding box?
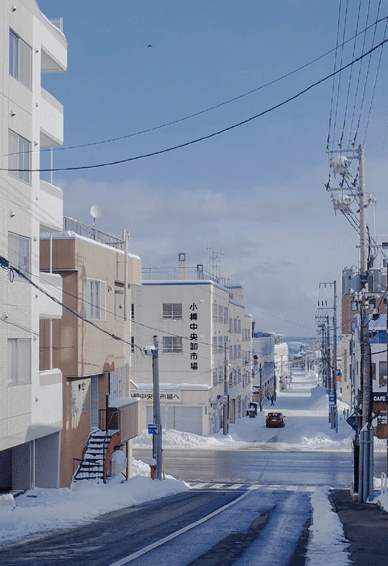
[34,368,63,429]
[38,272,63,319]
[38,180,63,232]
[40,88,64,147]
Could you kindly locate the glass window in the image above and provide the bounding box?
[8,130,31,184]
[224,307,228,323]
[163,336,183,353]
[9,30,32,89]
[212,303,217,321]
[163,303,182,319]
[212,368,217,386]
[218,305,223,321]
[8,232,30,280]
[219,366,224,383]
[213,336,217,353]
[218,336,224,352]
[83,278,106,321]
[8,338,31,385]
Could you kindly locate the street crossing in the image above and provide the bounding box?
[189,481,317,492]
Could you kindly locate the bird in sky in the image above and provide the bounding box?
[147,44,153,49]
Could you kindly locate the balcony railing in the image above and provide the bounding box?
[64,217,125,251]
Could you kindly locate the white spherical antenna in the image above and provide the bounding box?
[90,204,102,220]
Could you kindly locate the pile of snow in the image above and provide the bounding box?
[0,468,188,547]
[134,370,357,452]
[306,486,351,565]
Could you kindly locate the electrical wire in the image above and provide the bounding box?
[339,0,362,148]
[352,0,382,147]
[0,16,385,163]
[363,4,388,144]
[2,37,388,176]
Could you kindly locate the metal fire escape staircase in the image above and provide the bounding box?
[72,424,121,484]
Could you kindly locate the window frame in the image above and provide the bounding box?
[162,303,182,320]
[8,338,31,386]
[8,130,31,185]
[9,29,32,90]
[83,278,106,321]
[8,232,30,281]
[162,336,183,353]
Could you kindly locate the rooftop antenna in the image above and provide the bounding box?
[90,204,102,239]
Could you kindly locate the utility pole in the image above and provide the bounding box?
[223,342,229,434]
[327,144,374,502]
[259,364,263,412]
[357,145,374,503]
[146,336,163,480]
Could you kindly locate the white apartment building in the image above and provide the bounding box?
[274,334,290,392]
[252,332,275,398]
[132,259,253,435]
[0,1,67,490]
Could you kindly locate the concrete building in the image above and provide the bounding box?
[132,257,253,435]
[40,219,141,487]
[274,334,290,393]
[0,1,67,490]
[252,332,275,399]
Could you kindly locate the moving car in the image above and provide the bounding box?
[266,412,285,428]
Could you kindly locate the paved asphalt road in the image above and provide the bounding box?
[134,447,387,486]
[0,486,313,566]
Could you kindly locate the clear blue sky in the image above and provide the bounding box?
[37,0,388,337]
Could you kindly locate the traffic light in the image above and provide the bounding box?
[253,355,259,372]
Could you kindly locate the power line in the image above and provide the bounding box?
[2,15,383,160]
[2,37,388,176]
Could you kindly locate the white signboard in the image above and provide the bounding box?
[131,390,182,403]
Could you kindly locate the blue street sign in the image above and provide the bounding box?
[329,392,335,405]
[148,424,158,434]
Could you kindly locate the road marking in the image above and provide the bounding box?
[209,483,226,489]
[228,483,245,489]
[108,490,250,566]
[190,482,208,489]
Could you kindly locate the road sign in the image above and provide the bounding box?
[148,424,158,434]
[254,364,259,373]
[329,392,335,405]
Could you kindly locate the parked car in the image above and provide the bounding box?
[266,412,285,428]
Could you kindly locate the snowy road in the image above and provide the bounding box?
[0,485,313,566]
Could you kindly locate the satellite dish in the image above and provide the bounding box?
[90,204,102,220]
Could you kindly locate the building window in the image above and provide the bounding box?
[229,318,233,333]
[219,366,224,384]
[8,130,31,184]
[213,336,217,354]
[224,307,228,324]
[238,345,241,358]
[83,278,106,321]
[163,303,182,320]
[9,30,32,90]
[218,305,223,321]
[212,368,217,386]
[218,336,224,352]
[8,232,30,280]
[163,336,183,353]
[238,319,241,333]
[212,303,217,321]
[234,319,237,333]
[8,338,31,385]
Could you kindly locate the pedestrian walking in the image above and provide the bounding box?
[271,394,275,406]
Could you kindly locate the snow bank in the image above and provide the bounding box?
[306,486,351,565]
[0,466,188,547]
[134,370,358,452]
